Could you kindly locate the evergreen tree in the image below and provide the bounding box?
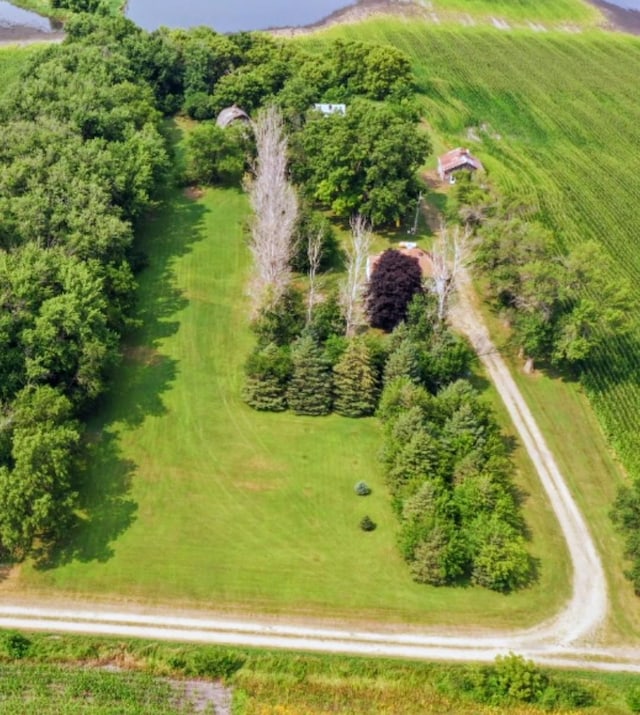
[332,337,379,417]
[383,338,422,385]
[286,335,333,416]
[242,343,291,412]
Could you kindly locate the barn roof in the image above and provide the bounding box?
[438,147,484,174]
[216,105,250,128]
[367,247,434,280]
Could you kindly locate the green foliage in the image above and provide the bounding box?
[481,654,549,704]
[477,217,634,371]
[286,335,333,416]
[292,100,430,225]
[243,343,292,412]
[354,481,372,496]
[611,481,640,594]
[360,515,376,532]
[251,287,306,347]
[628,685,640,712]
[2,631,31,659]
[185,122,249,185]
[332,337,379,417]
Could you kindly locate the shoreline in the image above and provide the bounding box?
[586,0,640,33]
[3,0,640,41]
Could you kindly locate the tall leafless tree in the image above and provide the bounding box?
[341,214,372,337]
[430,223,471,322]
[248,105,299,313]
[306,229,323,326]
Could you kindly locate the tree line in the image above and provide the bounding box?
[0,17,171,558]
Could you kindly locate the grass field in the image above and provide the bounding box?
[9,119,571,628]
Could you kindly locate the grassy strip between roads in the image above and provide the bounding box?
[1,630,640,714]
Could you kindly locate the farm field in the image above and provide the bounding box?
[0,661,194,713]
[429,0,599,25]
[8,151,570,628]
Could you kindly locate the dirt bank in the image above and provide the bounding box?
[587,0,640,34]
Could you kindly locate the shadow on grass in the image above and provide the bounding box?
[34,187,208,570]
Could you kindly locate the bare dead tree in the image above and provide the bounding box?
[341,214,372,337]
[430,223,471,322]
[306,229,323,326]
[247,105,299,313]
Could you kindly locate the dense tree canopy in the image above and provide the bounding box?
[292,101,430,225]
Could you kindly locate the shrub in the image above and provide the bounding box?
[3,631,31,659]
[354,481,372,496]
[628,685,640,713]
[360,516,376,531]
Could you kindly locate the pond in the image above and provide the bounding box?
[0,0,59,36]
[125,0,358,33]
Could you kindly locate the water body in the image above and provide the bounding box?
[0,1,60,39]
[126,0,359,33]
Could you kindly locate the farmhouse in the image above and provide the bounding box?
[216,105,250,128]
[437,147,484,184]
[313,103,347,116]
[367,244,434,280]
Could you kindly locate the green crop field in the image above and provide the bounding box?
[0,662,190,713]
[430,0,599,25]
[10,117,570,629]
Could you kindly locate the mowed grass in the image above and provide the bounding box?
[14,180,570,628]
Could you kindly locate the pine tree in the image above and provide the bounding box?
[383,339,422,385]
[242,342,291,412]
[332,337,379,417]
[286,335,333,416]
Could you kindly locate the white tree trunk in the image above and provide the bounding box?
[306,229,323,326]
[430,223,471,323]
[247,105,299,314]
[341,214,372,337]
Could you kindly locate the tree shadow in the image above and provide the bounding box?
[34,186,208,569]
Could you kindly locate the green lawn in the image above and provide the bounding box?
[12,172,570,628]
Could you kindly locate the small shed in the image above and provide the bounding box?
[437,147,484,184]
[313,103,347,116]
[216,105,250,128]
[367,247,434,281]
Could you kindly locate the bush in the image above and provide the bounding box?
[628,685,640,713]
[360,516,376,532]
[354,481,372,496]
[3,631,31,659]
[187,648,245,679]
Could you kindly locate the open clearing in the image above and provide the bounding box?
[8,169,569,629]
